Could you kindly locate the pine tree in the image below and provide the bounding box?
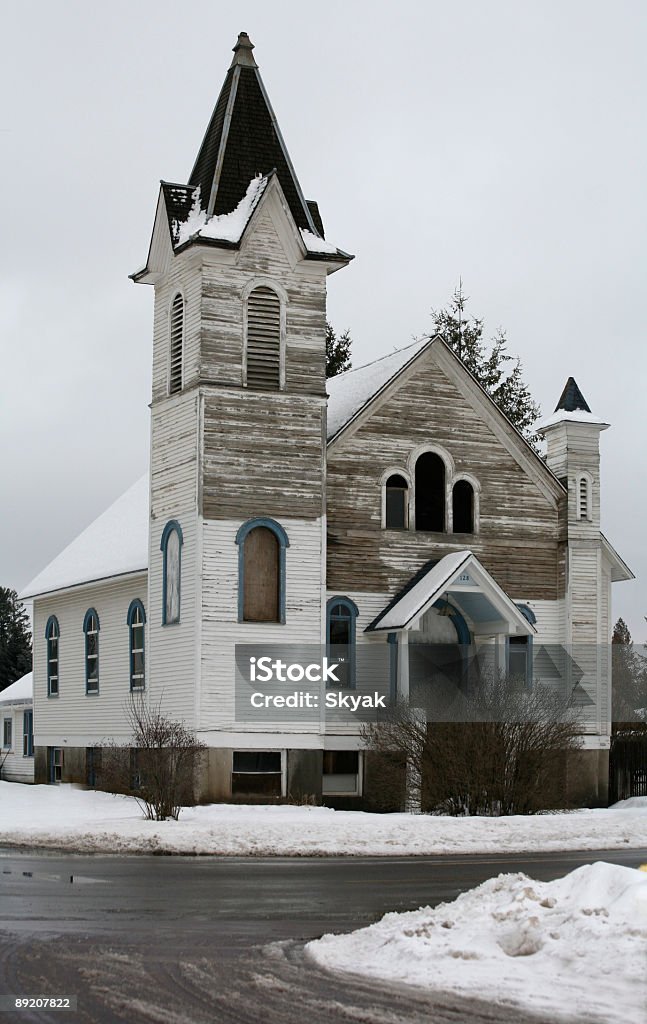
[0,587,32,692]
[428,283,541,441]
[326,321,352,378]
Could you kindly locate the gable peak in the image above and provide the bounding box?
[555,376,591,413]
[230,31,258,68]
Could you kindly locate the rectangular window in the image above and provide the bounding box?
[507,636,531,686]
[232,750,282,797]
[322,750,360,796]
[3,718,11,749]
[23,711,33,757]
[48,636,59,696]
[49,746,63,783]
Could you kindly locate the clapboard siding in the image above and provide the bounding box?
[327,348,564,601]
[0,702,34,782]
[202,390,325,520]
[149,390,199,725]
[32,575,148,745]
[199,516,324,731]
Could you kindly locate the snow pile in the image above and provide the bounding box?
[20,475,149,598]
[2,782,647,856]
[299,228,339,254]
[327,337,432,439]
[174,177,267,246]
[307,862,647,1024]
[0,672,32,704]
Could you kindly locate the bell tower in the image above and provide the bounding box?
[131,32,351,733]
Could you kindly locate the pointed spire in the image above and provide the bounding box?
[230,31,258,68]
[555,377,591,414]
[187,32,318,232]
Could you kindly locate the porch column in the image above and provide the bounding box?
[397,630,409,699]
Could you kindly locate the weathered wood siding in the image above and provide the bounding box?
[199,516,325,732]
[0,702,34,782]
[31,575,148,746]
[327,346,564,601]
[148,392,199,725]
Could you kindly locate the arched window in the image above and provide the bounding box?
[127,599,146,691]
[245,285,281,390]
[385,474,409,529]
[169,293,184,395]
[452,479,474,534]
[45,616,60,697]
[236,518,289,623]
[160,520,183,624]
[415,452,446,531]
[577,474,592,521]
[326,598,358,688]
[83,608,100,694]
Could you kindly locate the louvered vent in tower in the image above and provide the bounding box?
[169,294,184,395]
[246,286,281,390]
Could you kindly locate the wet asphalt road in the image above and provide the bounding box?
[1,846,645,1024]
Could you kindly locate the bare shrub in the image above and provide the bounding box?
[99,696,205,820]
[362,676,582,816]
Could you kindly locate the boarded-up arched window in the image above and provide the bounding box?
[452,480,474,534]
[169,293,184,395]
[243,527,279,621]
[415,452,445,531]
[246,286,281,390]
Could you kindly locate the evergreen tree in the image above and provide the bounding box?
[326,321,352,378]
[0,587,32,692]
[428,283,541,441]
[611,617,647,724]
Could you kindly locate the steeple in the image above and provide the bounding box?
[555,377,591,414]
[188,31,319,233]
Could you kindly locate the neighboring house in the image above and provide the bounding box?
[0,673,35,783]
[20,33,632,806]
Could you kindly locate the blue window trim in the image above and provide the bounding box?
[45,615,60,698]
[235,518,290,624]
[505,604,536,687]
[23,709,34,757]
[127,599,146,692]
[160,519,183,625]
[83,608,100,696]
[326,596,359,689]
[432,599,471,644]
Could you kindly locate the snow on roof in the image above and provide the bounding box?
[20,475,149,600]
[0,672,32,704]
[368,551,472,631]
[174,176,268,247]
[326,337,431,440]
[299,228,339,255]
[536,408,610,431]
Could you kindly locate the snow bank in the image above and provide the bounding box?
[2,782,647,857]
[307,862,647,1024]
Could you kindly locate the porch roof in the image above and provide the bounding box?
[365,550,537,636]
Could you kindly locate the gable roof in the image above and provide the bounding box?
[326,337,431,440]
[0,672,32,705]
[20,476,149,600]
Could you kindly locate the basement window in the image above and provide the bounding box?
[322,750,360,796]
[232,750,283,797]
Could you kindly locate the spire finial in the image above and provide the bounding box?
[230,31,258,68]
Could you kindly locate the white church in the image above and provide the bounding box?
[20,32,632,807]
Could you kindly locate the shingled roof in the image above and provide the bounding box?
[189,32,319,235]
[555,377,591,414]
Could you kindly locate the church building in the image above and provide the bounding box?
[21,33,632,807]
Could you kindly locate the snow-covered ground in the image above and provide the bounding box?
[1,782,647,856]
[307,861,647,1024]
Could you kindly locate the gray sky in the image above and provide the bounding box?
[2,0,645,640]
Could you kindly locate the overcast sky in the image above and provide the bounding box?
[1,1,645,640]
